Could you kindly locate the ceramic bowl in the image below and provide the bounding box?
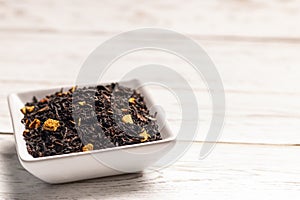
[8,80,176,184]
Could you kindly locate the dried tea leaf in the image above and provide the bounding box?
[37,106,49,113]
[139,129,151,142]
[137,113,147,122]
[20,83,162,158]
[103,93,110,100]
[145,115,157,121]
[39,98,49,103]
[82,143,94,152]
[43,119,60,131]
[29,119,41,129]
[122,114,134,124]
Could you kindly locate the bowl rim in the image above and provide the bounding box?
[8,79,176,162]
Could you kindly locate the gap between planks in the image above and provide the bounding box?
[1,28,300,44]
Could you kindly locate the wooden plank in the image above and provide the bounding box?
[1,33,300,144]
[1,32,299,93]
[0,0,300,39]
[0,135,300,199]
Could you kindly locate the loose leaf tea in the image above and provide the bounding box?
[21,83,162,158]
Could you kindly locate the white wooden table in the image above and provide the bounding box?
[1,0,300,199]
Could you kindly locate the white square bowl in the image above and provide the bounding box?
[8,79,176,184]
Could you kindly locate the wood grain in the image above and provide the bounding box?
[1,135,300,199]
[0,0,300,39]
[1,33,300,144]
[1,1,300,198]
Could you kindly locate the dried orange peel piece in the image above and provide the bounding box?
[78,101,86,106]
[26,106,35,113]
[69,86,77,93]
[82,143,94,152]
[23,129,30,137]
[128,98,136,104]
[78,118,82,126]
[29,119,41,129]
[122,114,134,124]
[20,106,35,114]
[139,129,151,142]
[20,107,26,114]
[43,119,60,131]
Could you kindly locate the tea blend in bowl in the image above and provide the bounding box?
[20,83,162,158]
